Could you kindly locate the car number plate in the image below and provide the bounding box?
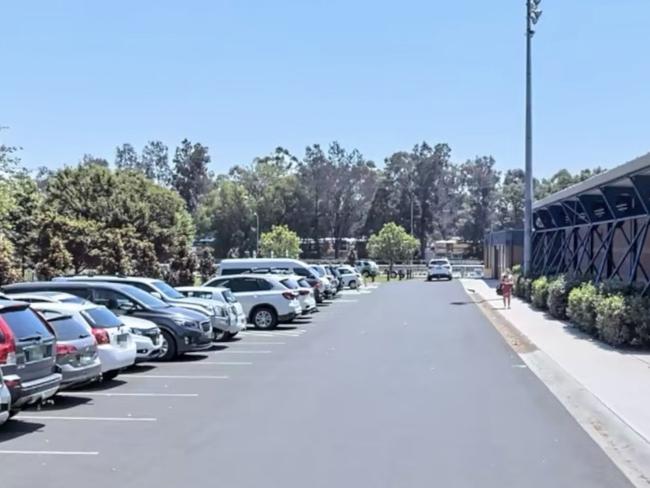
[117,333,129,345]
[26,346,44,362]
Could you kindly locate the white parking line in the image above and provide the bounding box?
[334,299,359,303]
[18,415,157,422]
[121,374,229,379]
[0,450,99,456]
[231,341,286,345]
[201,361,253,365]
[219,350,271,354]
[58,392,199,398]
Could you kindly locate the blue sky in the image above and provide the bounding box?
[1,1,649,178]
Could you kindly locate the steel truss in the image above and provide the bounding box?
[532,173,650,292]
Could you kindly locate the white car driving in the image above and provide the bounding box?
[176,286,247,339]
[203,274,302,330]
[30,302,136,381]
[427,258,453,281]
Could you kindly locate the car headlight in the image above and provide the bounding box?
[173,318,199,329]
[130,327,145,336]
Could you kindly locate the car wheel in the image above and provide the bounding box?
[349,280,358,289]
[252,307,277,330]
[102,370,120,382]
[225,331,238,340]
[213,329,228,342]
[159,330,177,361]
[426,277,432,282]
[9,409,20,419]
[362,271,370,278]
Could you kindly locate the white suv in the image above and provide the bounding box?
[427,258,453,281]
[203,274,302,330]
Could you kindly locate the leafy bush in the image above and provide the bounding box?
[513,274,524,298]
[522,277,533,302]
[531,276,549,309]
[627,295,650,346]
[567,282,599,334]
[594,294,632,347]
[512,264,522,276]
[546,274,580,320]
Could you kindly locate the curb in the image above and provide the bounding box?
[464,283,650,488]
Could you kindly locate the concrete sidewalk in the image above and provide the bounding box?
[461,278,650,446]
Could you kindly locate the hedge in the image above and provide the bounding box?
[566,282,599,335]
[546,274,581,320]
[531,276,549,309]
[594,294,632,347]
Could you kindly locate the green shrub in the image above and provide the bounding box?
[567,282,599,334]
[522,277,533,302]
[546,274,580,320]
[531,276,549,309]
[594,294,632,346]
[626,295,650,346]
[513,274,524,297]
[512,264,522,275]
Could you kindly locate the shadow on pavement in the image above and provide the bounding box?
[0,419,46,443]
[26,395,93,412]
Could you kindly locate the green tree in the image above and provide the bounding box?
[115,143,140,171]
[141,140,172,186]
[367,222,418,266]
[195,179,254,258]
[35,236,72,280]
[259,225,301,259]
[496,169,525,229]
[0,234,19,285]
[5,173,42,277]
[167,242,198,286]
[198,247,216,282]
[172,139,211,214]
[461,156,500,256]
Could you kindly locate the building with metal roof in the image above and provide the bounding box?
[532,152,650,291]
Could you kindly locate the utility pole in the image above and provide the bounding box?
[254,212,259,258]
[524,0,542,276]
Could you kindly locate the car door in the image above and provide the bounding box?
[212,278,259,315]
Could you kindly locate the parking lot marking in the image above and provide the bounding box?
[334,299,359,303]
[219,350,272,354]
[182,361,253,365]
[231,341,286,345]
[58,392,199,398]
[17,415,157,422]
[122,374,230,379]
[0,450,100,456]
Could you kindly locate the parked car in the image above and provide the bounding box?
[324,265,342,290]
[120,316,163,362]
[203,274,302,329]
[355,260,379,277]
[176,286,247,338]
[6,291,89,305]
[11,291,162,363]
[0,300,62,416]
[427,258,453,281]
[279,276,317,314]
[216,258,326,304]
[309,265,337,298]
[0,367,12,426]
[337,265,363,289]
[62,276,241,342]
[31,302,135,381]
[3,282,212,361]
[33,307,102,388]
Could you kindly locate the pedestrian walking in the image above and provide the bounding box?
[500,269,514,309]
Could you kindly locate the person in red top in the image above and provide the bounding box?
[500,269,514,309]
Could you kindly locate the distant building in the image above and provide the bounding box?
[483,229,524,279]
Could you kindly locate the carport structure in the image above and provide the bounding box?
[532,153,650,292]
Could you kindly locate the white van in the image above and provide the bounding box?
[216,259,326,303]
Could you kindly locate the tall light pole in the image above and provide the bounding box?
[524,0,542,276]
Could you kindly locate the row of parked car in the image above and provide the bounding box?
[0,258,371,425]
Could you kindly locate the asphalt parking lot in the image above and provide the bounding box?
[0,280,632,488]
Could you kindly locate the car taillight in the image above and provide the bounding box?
[92,328,110,345]
[56,343,78,357]
[0,316,16,365]
[282,292,297,300]
[299,289,309,296]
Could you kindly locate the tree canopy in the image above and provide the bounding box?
[367,223,419,265]
[259,224,301,259]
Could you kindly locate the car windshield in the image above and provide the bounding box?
[46,315,91,340]
[124,287,171,309]
[152,281,185,299]
[310,266,325,277]
[82,307,124,328]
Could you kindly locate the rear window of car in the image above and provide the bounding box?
[82,307,123,329]
[430,260,449,266]
[46,316,91,341]
[297,278,311,288]
[61,296,87,304]
[310,266,325,277]
[221,290,237,304]
[1,308,54,340]
[221,268,248,276]
[280,278,299,290]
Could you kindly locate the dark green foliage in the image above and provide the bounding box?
[567,282,599,334]
[546,275,580,320]
[198,247,216,282]
[531,276,549,309]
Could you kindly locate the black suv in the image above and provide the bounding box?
[0,300,62,415]
[3,282,213,361]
